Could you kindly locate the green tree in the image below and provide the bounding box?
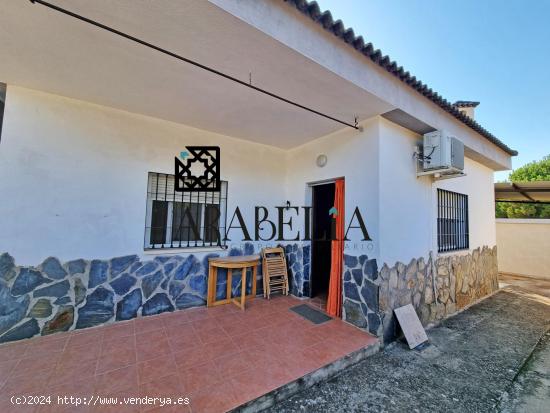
[496,155,550,218]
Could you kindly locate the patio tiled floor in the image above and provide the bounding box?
[0,295,378,413]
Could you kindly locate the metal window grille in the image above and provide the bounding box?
[437,189,469,253]
[144,172,228,249]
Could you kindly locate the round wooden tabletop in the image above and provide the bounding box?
[208,254,260,267]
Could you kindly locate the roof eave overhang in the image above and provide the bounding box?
[210,0,516,170]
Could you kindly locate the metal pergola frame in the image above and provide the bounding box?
[495,181,550,205]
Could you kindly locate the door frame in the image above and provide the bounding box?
[306,177,345,300]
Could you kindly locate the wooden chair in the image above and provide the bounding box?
[261,247,289,299]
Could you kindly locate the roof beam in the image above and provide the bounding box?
[511,183,536,202]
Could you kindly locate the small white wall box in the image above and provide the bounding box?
[422,130,464,171]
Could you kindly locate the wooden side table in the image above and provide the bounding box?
[207,255,260,310]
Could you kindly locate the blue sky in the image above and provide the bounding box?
[315,0,550,181]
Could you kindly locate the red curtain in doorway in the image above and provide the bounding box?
[326,179,344,318]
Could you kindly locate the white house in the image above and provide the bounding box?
[0,0,515,343]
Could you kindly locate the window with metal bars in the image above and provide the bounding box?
[144,172,228,249]
[437,189,469,253]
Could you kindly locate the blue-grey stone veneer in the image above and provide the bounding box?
[0,243,265,343]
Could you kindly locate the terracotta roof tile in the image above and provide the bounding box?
[283,0,517,156]
[454,101,481,108]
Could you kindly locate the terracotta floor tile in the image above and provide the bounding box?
[11,353,61,378]
[173,346,208,371]
[180,361,222,394]
[253,324,288,345]
[191,318,219,333]
[135,338,171,363]
[287,329,324,349]
[306,341,344,366]
[95,364,138,394]
[0,342,28,362]
[136,329,166,343]
[215,313,244,330]
[48,358,96,387]
[205,304,239,317]
[185,308,209,322]
[280,350,321,377]
[46,376,96,409]
[290,312,321,327]
[137,354,177,384]
[221,320,255,337]
[239,308,263,320]
[166,322,197,338]
[25,336,68,355]
[265,365,297,390]
[229,368,273,406]
[162,309,190,322]
[167,331,200,352]
[311,319,352,337]
[139,373,185,399]
[101,336,136,355]
[103,322,135,341]
[212,351,254,379]
[325,335,364,355]
[0,359,18,381]
[0,296,379,412]
[163,316,192,330]
[189,381,237,413]
[240,315,269,331]
[230,330,266,351]
[96,348,136,375]
[203,337,240,360]
[134,316,165,335]
[165,326,195,343]
[197,326,229,344]
[1,369,52,396]
[66,329,103,350]
[61,343,100,368]
[238,344,272,367]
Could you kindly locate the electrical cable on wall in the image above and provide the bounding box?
[29,0,360,131]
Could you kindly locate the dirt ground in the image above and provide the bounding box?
[266,278,550,413]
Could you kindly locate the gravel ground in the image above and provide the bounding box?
[266,288,550,413]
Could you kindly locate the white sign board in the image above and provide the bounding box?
[394,304,429,349]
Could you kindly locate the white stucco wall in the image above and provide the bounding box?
[496,219,550,280]
[378,118,497,266]
[284,118,380,259]
[0,86,286,265]
[0,86,498,271]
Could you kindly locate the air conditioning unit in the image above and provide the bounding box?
[422,130,464,171]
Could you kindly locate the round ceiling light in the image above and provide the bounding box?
[316,154,328,168]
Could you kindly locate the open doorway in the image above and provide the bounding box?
[310,182,336,305]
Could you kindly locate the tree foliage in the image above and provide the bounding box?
[496,155,550,218]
